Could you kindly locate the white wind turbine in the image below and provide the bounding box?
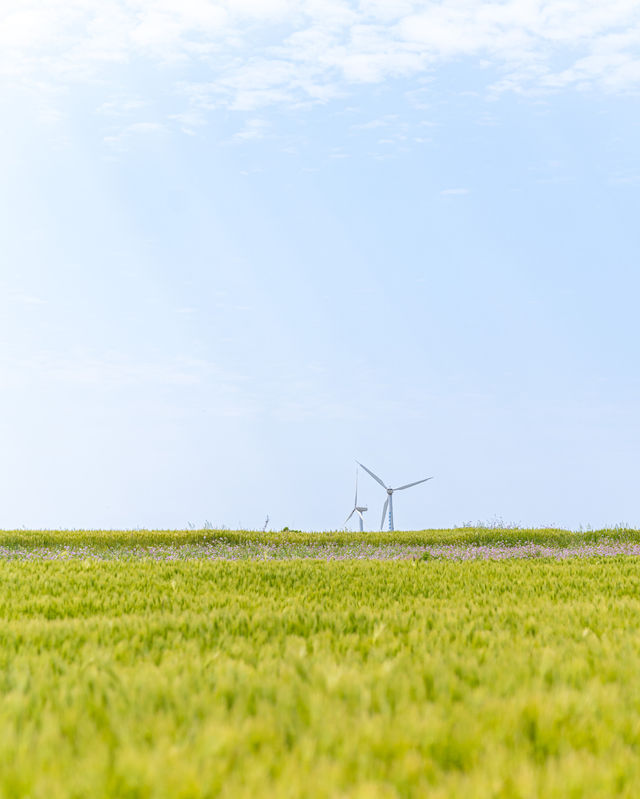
[344,467,368,531]
[358,462,433,531]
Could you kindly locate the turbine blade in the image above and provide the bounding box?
[344,509,355,525]
[356,509,364,521]
[380,497,389,530]
[394,477,433,491]
[358,462,387,490]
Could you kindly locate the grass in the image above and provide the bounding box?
[1,525,640,549]
[2,552,640,796]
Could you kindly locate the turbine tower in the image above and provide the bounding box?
[344,467,368,532]
[358,462,432,531]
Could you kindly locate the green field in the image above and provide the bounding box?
[2,532,640,797]
[2,525,640,548]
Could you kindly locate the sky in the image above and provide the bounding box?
[1,0,639,531]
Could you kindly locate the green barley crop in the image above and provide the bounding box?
[1,525,640,549]
[2,553,640,797]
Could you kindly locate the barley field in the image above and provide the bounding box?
[2,529,640,798]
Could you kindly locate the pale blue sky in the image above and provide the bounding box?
[1,1,639,530]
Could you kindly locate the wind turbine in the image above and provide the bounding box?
[358,462,432,531]
[344,467,368,531]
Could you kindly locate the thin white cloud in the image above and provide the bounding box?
[1,0,640,123]
[0,347,420,423]
[609,171,640,185]
[352,114,399,129]
[0,350,234,390]
[8,292,47,305]
[233,118,270,141]
[440,187,470,195]
[103,121,166,151]
[96,97,148,116]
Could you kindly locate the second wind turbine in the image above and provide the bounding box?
[358,462,433,532]
[344,466,368,532]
